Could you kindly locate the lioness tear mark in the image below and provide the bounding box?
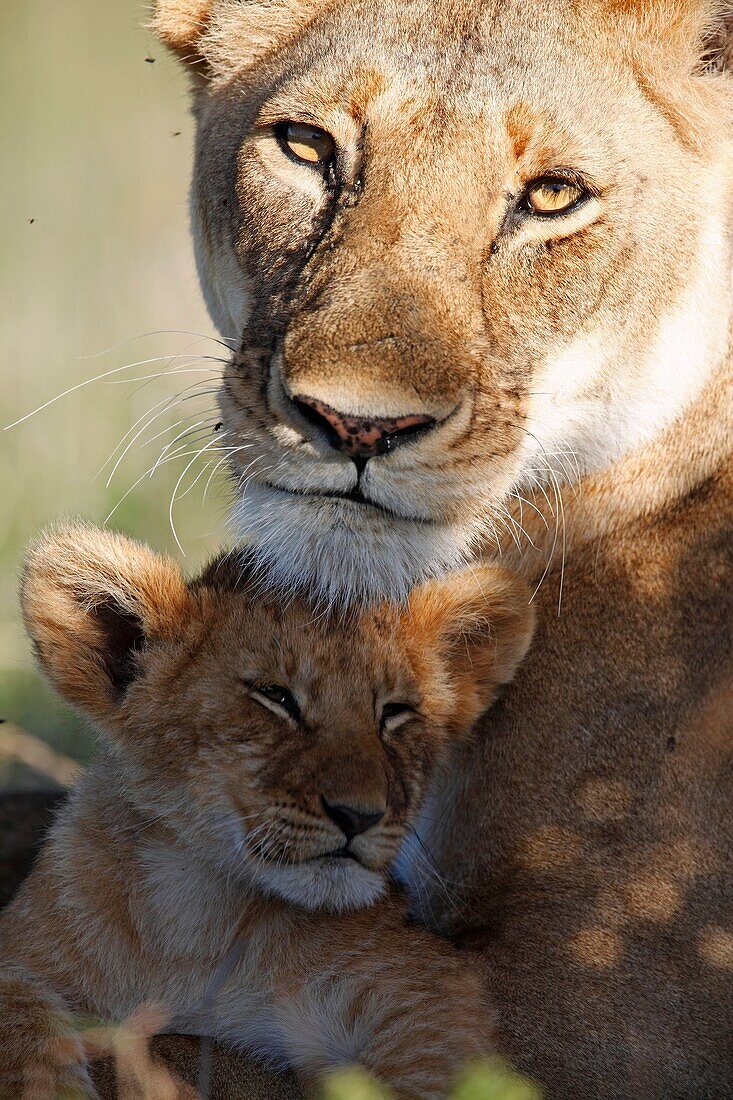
[568,928,622,970]
[699,927,733,970]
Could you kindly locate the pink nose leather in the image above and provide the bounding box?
[294,395,435,459]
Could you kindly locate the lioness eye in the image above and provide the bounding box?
[250,684,301,722]
[276,122,335,166]
[525,178,585,216]
[380,703,416,734]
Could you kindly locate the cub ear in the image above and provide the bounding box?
[405,566,536,733]
[21,525,191,722]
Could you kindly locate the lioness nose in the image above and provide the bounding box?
[321,797,385,841]
[293,395,435,460]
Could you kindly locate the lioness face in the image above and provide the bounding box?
[156,0,732,601]
[22,527,534,912]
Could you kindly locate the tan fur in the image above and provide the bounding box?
[414,361,733,1098]
[145,0,733,1094]
[151,0,212,58]
[0,525,533,1099]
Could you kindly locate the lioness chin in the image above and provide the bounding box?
[0,524,533,1099]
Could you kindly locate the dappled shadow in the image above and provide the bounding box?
[437,472,733,1097]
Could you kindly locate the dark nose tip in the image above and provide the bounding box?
[321,797,385,841]
[293,395,435,459]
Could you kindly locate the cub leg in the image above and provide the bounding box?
[0,964,99,1099]
[213,900,493,1100]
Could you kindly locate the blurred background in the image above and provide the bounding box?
[0,0,227,790]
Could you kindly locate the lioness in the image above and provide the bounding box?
[0,525,533,1098]
[122,0,733,1094]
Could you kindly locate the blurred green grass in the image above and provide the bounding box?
[0,0,227,787]
[322,1062,543,1100]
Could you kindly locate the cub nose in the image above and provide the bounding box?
[293,395,435,459]
[321,797,385,841]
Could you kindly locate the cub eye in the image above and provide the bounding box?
[524,177,585,217]
[380,703,417,734]
[276,122,336,166]
[250,684,301,722]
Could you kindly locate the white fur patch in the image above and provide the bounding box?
[518,207,731,485]
[230,482,474,606]
[192,201,250,338]
[253,854,387,913]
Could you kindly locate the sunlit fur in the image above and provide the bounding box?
[151,0,733,605]
[0,524,533,1097]
[141,3,733,1095]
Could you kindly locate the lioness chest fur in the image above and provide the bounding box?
[0,525,533,1099]
[424,371,733,1099]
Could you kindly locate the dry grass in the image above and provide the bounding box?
[22,1008,543,1100]
[0,0,227,787]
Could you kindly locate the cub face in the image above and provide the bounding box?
[152,0,733,603]
[22,526,534,912]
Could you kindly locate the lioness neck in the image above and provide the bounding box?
[504,343,733,583]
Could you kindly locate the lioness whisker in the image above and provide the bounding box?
[98,380,220,480]
[148,419,222,481]
[107,417,213,490]
[104,366,222,386]
[513,490,550,530]
[103,444,232,526]
[169,435,250,553]
[138,415,223,463]
[78,328,237,359]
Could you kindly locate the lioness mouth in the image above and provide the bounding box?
[262,481,433,525]
[310,847,360,864]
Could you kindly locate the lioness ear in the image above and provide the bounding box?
[704,11,733,72]
[151,0,213,61]
[405,566,536,732]
[21,525,191,722]
[151,0,331,74]
[604,0,731,70]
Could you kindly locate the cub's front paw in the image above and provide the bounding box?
[0,1034,98,1100]
[0,972,98,1099]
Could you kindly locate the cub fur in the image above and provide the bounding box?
[0,524,533,1099]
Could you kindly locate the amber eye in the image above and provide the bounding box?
[250,684,301,722]
[276,121,336,166]
[525,177,585,217]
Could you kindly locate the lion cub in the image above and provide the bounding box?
[0,525,534,1098]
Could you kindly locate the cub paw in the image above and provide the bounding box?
[0,970,98,1099]
[0,1035,98,1100]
